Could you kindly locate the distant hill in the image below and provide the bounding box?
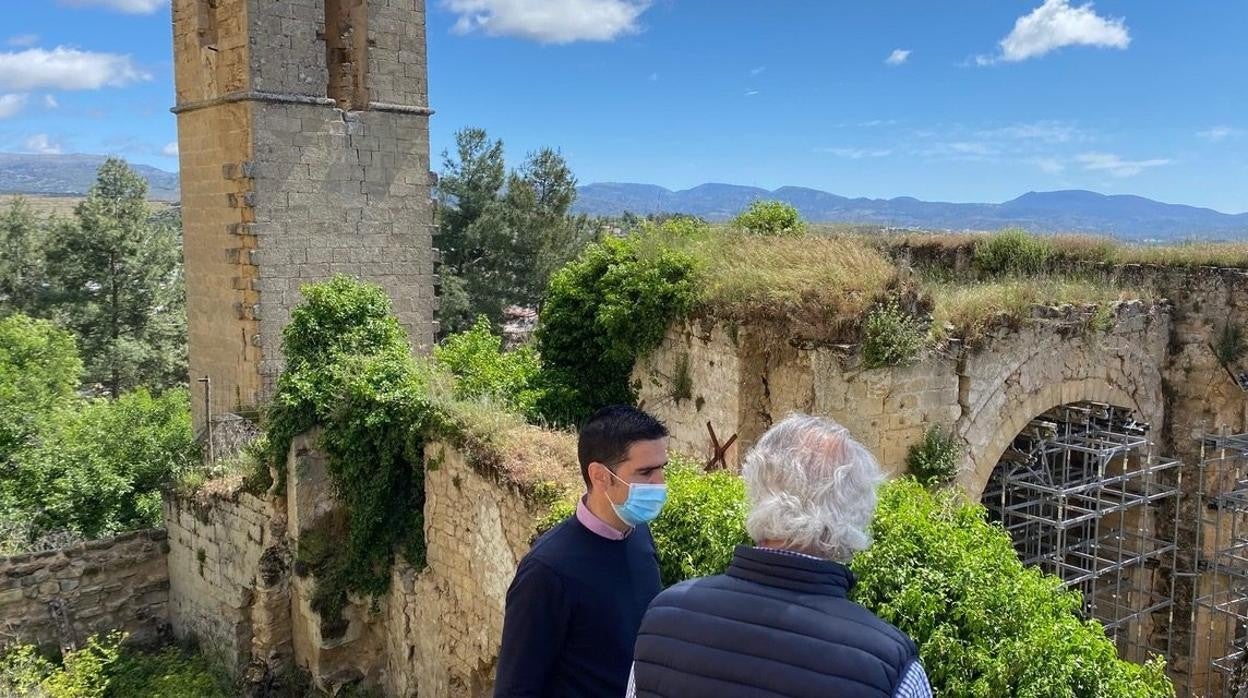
[0,153,180,201]
[575,183,1248,239]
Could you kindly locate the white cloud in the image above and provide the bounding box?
[1032,157,1065,174]
[162,141,179,156]
[1076,151,1170,178]
[744,90,759,97]
[818,147,893,159]
[44,94,58,108]
[858,119,898,128]
[6,35,39,48]
[443,0,650,43]
[1198,126,1240,143]
[749,66,766,76]
[0,94,28,119]
[58,0,168,14]
[23,134,63,155]
[980,120,1083,144]
[980,0,1129,64]
[885,49,911,66]
[0,47,151,91]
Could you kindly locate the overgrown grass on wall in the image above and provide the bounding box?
[538,467,1174,697]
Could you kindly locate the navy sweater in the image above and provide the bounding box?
[494,516,662,697]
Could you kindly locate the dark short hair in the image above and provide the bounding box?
[578,405,668,488]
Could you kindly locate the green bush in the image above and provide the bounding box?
[264,276,431,630]
[852,479,1172,697]
[732,200,806,237]
[1,632,120,698]
[1,387,197,545]
[0,634,229,698]
[433,316,543,417]
[905,426,961,486]
[535,235,699,426]
[0,314,83,460]
[861,299,926,368]
[973,228,1054,276]
[647,458,750,585]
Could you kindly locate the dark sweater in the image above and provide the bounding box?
[494,516,662,697]
[633,546,919,698]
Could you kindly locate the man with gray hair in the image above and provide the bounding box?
[629,413,931,697]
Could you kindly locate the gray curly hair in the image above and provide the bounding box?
[742,413,885,562]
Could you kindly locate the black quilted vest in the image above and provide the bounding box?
[633,546,919,698]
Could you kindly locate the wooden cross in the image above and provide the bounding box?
[705,422,738,472]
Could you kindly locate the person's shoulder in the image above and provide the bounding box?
[647,574,729,608]
[839,600,919,654]
[524,517,587,567]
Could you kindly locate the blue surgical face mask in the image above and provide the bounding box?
[606,468,667,527]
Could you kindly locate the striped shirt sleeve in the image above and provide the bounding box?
[893,661,933,698]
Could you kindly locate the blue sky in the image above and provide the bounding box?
[1,1,1245,213]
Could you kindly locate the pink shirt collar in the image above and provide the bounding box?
[576,495,629,540]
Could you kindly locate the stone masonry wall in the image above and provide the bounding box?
[384,443,546,698]
[0,530,169,653]
[164,488,289,676]
[637,301,1170,494]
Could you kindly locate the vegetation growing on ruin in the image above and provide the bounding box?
[264,277,580,630]
[905,425,962,486]
[862,299,927,368]
[263,276,431,628]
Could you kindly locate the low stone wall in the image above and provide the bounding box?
[0,529,169,653]
[164,483,290,676]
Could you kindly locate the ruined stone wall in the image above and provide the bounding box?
[637,301,1168,491]
[632,319,743,466]
[164,488,289,676]
[384,443,546,698]
[0,530,169,653]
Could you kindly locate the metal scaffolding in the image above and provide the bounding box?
[1192,431,1248,696]
[982,401,1182,665]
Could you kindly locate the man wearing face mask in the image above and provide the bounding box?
[493,405,668,698]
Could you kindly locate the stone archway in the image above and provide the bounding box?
[958,379,1158,497]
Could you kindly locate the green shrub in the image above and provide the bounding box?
[0,632,121,698]
[0,634,229,698]
[535,236,699,426]
[0,387,197,544]
[905,426,961,486]
[732,200,806,237]
[647,458,750,585]
[264,276,431,630]
[433,316,543,417]
[0,314,82,460]
[851,479,1172,697]
[973,228,1054,276]
[861,299,926,368]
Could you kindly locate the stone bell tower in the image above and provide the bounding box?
[172,0,436,430]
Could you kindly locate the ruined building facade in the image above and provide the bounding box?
[173,0,437,430]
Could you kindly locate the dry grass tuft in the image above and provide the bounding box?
[927,276,1148,343]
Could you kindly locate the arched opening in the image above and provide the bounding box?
[980,401,1181,664]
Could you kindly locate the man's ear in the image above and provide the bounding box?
[587,461,610,492]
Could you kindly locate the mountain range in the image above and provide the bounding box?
[2,154,1245,238]
[0,153,181,201]
[574,183,1248,240]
